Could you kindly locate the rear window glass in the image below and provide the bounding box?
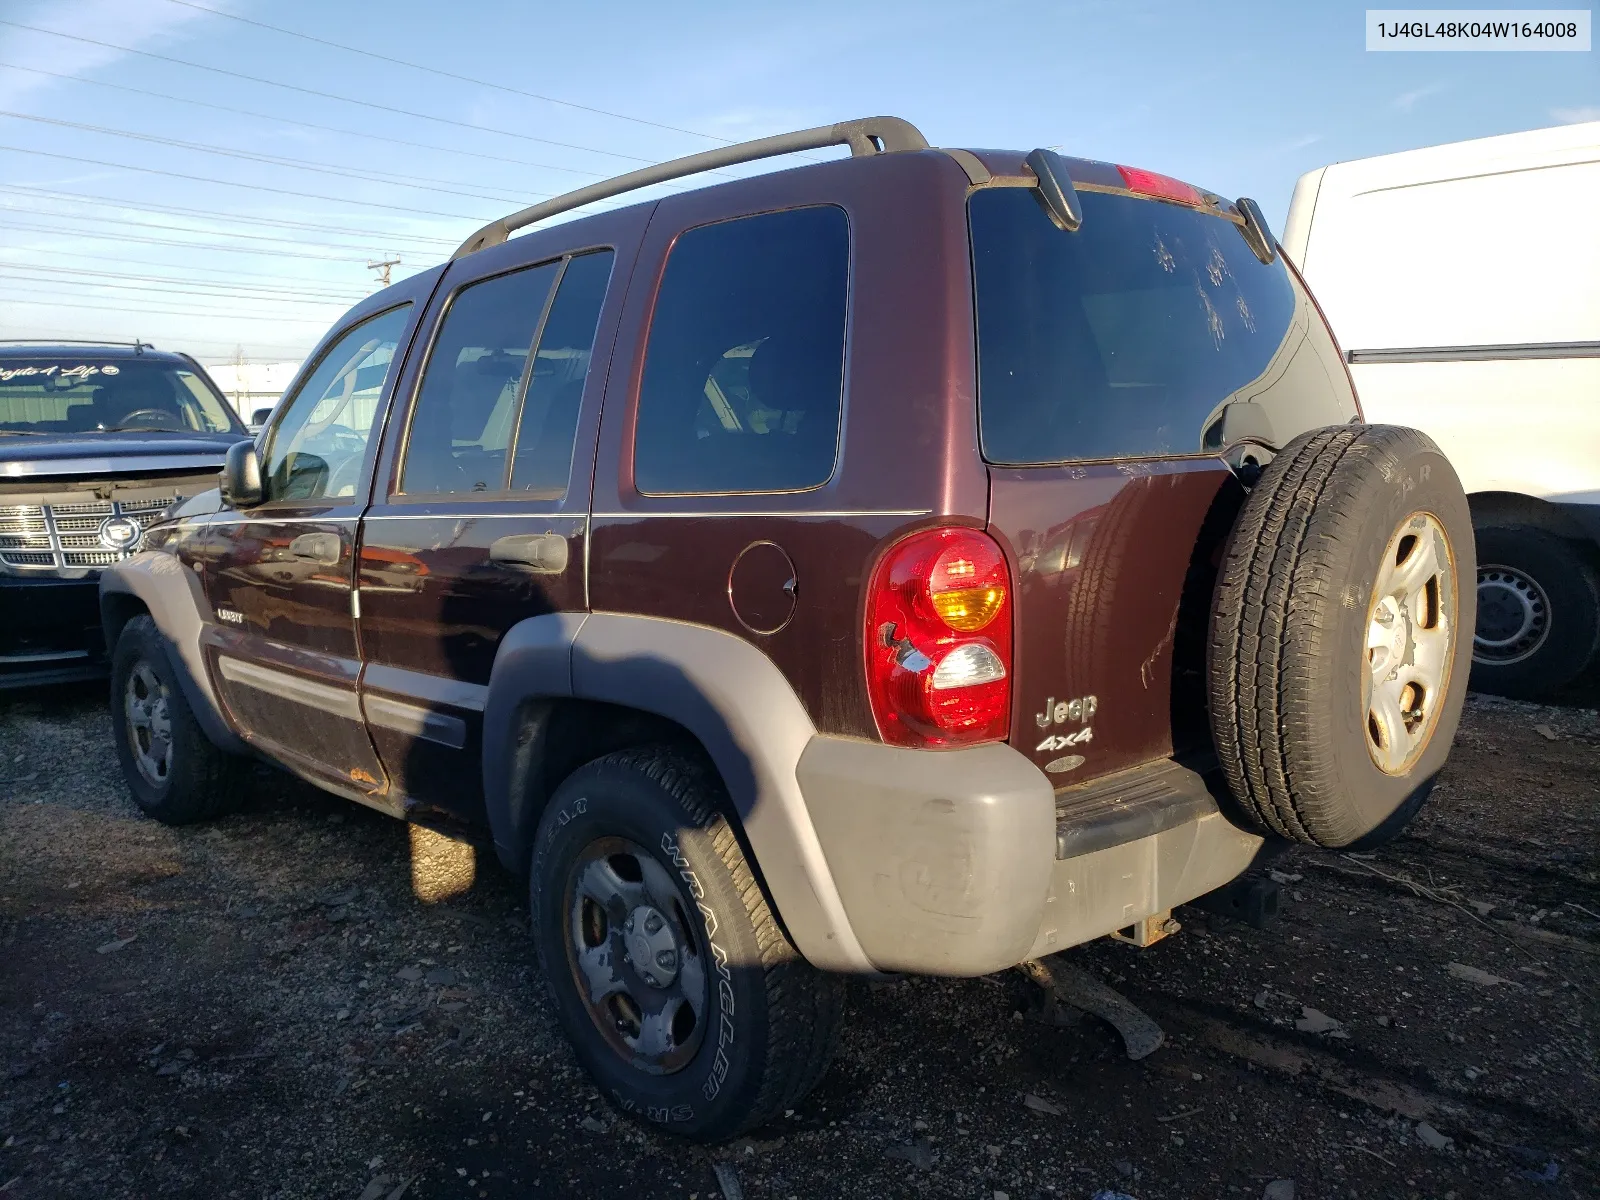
[970,187,1344,464]
[0,358,239,435]
[634,206,848,495]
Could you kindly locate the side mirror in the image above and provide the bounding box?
[220,440,263,509]
[250,407,274,426]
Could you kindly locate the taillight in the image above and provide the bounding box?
[1117,165,1203,208]
[864,527,1013,747]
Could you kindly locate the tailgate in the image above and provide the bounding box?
[968,179,1358,785]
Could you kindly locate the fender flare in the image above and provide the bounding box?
[99,553,246,756]
[481,611,874,973]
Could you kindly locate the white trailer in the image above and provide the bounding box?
[1283,122,1600,697]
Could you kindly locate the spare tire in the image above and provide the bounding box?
[1208,425,1475,847]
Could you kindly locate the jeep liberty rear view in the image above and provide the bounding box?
[100,118,1474,1142]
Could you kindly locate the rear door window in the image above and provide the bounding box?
[401,250,615,498]
[400,263,560,496]
[510,250,615,496]
[970,187,1350,464]
[633,206,849,495]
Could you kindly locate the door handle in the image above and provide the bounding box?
[489,532,569,574]
[289,532,343,565]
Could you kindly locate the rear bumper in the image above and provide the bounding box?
[0,575,106,689]
[797,739,1262,975]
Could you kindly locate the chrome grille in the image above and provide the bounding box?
[0,496,175,571]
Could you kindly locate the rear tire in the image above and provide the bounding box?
[110,615,247,825]
[528,748,846,1143]
[1469,524,1600,699]
[1209,425,1475,847]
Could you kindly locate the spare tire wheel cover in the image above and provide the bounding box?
[1364,512,1457,776]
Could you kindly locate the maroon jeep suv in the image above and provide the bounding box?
[101,117,1475,1141]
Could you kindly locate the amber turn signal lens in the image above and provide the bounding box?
[930,585,1006,631]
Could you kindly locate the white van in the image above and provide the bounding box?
[1283,122,1600,698]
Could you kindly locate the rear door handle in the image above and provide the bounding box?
[489,533,569,574]
[289,532,343,565]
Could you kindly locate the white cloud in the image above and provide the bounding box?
[1391,82,1447,112]
[0,0,228,108]
[1550,105,1600,124]
[1276,133,1323,153]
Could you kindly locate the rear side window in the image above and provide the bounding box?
[634,206,848,495]
[970,187,1349,464]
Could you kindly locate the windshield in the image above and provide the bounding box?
[970,187,1355,464]
[0,358,242,436]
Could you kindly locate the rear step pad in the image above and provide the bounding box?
[1054,758,1219,860]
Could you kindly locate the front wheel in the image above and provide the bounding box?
[110,615,246,825]
[528,748,845,1143]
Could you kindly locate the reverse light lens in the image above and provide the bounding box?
[864,527,1014,747]
[930,642,1007,690]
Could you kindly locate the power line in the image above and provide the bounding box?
[0,110,572,209]
[160,0,736,147]
[0,219,419,262]
[0,20,685,169]
[0,142,492,222]
[1,263,368,301]
[1,242,377,285]
[0,61,613,180]
[0,217,390,262]
[0,272,366,306]
[0,293,344,325]
[7,327,310,358]
[0,184,458,246]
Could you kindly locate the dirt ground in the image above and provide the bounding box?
[1,685,1596,1200]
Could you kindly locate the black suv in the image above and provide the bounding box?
[0,342,250,687]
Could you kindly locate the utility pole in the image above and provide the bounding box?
[232,343,247,420]
[367,256,402,290]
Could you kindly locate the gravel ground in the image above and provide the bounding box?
[1,686,1596,1200]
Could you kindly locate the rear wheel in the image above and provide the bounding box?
[1209,425,1475,847]
[1469,524,1600,698]
[528,748,846,1143]
[110,615,247,825]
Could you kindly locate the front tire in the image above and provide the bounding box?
[110,615,246,825]
[528,748,845,1143]
[1470,523,1600,699]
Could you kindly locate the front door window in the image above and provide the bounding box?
[261,305,412,503]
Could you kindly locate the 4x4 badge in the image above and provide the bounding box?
[1037,727,1093,754]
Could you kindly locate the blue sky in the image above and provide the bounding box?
[1,0,1595,363]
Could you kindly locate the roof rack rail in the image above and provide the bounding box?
[452,115,929,260]
[0,338,154,352]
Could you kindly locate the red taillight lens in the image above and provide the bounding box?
[1117,165,1204,207]
[864,527,1013,747]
